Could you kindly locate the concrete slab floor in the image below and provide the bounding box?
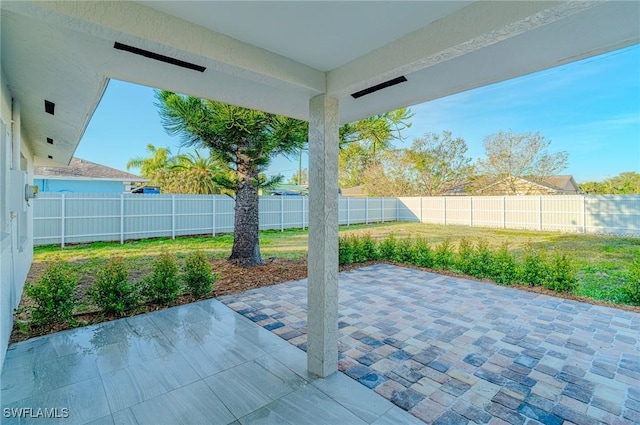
[1,298,421,425]
[220,264,640,425]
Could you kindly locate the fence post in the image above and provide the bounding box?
[419,197,423,223]
[347,197,350,226]
[381,198,385,223]
[301,196,305,230]
[539,196,542,231]
[443,197,447,225]
[60,194,65,248]
[120,194,124,244]
[212,195,216,236]
[582,195,586,234]
[470,197,473,227]
[365,197,369,224]
[172,195,176,239]
[502,196,506,229]
[281,195,285,231]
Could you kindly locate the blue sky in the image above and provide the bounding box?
[76,44,639,184]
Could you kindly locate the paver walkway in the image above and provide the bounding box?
[220,264,640,425]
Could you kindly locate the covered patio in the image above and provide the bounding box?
[1,296,422,425]
[2,265,638,424]
[1,2,639,422]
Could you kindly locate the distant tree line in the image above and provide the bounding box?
[579,172,640,195]
[343,129,570,197]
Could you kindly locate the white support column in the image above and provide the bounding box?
[307,94,339,378]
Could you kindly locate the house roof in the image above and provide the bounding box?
[538,175,579,192]
[34,157,147,182]
[479,175,580,195]
[2,1,637,167]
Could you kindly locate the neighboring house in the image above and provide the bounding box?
[477,175,580,195]
[340,185,367,197]
[34,157,147,193]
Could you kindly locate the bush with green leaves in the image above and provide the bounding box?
[142,251,181,305]
[433,239,455,270]
[378,235,398,261]
[491,244,518,285]
[91,257,139,316]
[338,235,355,265]
[351,236,367,264]
[409,237,433,268]
[470,239,495,279]
[183,250,218,298]
[542,252,577,293]
[625,255,640,304]
[392,238,414,264]
[360,233,379,262]
[456,238,475,275]
[26,261,77,326]
[519,244,548,287]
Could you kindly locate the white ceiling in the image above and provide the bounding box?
[1,1,638,166]
[138,1,473,71]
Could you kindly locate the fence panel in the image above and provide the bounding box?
[471,197,504,229]
[445,197,472,226]
[33,193,640,246]
[585,195,640,236]
[504,197,541,230]
[397,197,421,222]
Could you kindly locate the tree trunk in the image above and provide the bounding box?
[228,158,264,267]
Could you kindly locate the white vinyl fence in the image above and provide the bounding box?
[33,193,640,247]
[33,193,398,247]
[397,195,640,236]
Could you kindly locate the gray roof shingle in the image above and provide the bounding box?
[34,157,146,181]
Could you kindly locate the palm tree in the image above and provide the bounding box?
[170,150,233,195]
[126,143,172,177]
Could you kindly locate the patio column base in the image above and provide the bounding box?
[307,94,339,378]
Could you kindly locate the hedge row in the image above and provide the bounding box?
[339,234,578,291]
[25,250,218,326]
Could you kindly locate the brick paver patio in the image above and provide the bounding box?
[220,264,640,425]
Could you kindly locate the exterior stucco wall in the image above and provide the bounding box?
[35,178,128,193]
[0,70,34,373]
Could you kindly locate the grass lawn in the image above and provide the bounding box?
[32,221,639,306]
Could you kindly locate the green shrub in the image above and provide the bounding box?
[352,236,369,263]
[409,237,433,268]
[456,238,474,275]
[142,251,181,305]
[183,250,218,298]
[543,252,577,293]
[378,235,398,261]
[519,244,548,287]
[491,243,518,285]
[338,235,354,265]
[469,239,495,279]
[625,255,640,304]
[433,239,455,270]
[361,233,379,261]
[91,257,139,316]
[392,238,414,263]
[26,261,77,326]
